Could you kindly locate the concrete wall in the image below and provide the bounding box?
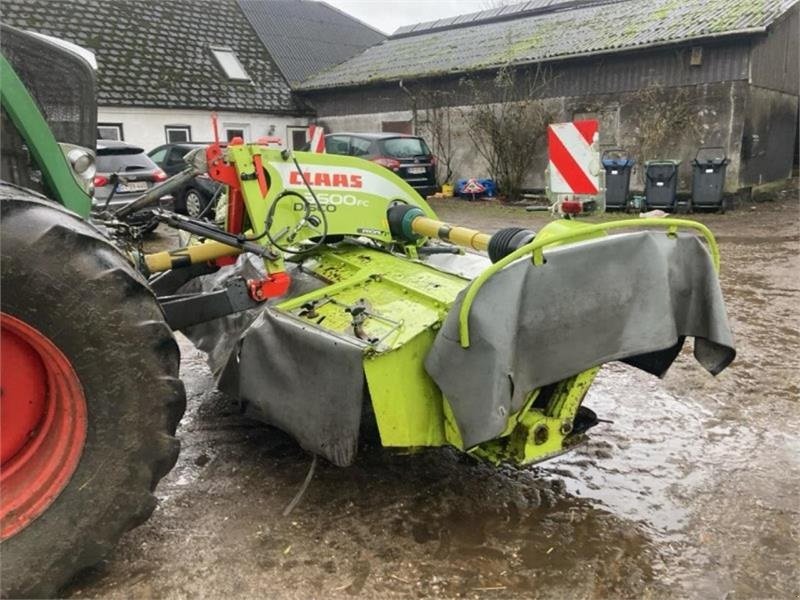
[317,110,414,135]
[302,33,800,195]
[97,106,309,152]
[615,81,747,192]
[318,81,747,192]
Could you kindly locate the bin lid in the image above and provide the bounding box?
[692,157,730,167]
[645,159,681,167]
[602,158,635,168]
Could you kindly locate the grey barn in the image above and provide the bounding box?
[297,0,800,194]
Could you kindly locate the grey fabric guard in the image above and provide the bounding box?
[425,231,736,449]
[179,255,365,466]
[234,309,365,467]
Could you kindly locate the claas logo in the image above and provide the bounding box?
[289,171,363,188]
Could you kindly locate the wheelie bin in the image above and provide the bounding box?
[602,149,635,210]
[644,160,680,211]
[691,147,729,212]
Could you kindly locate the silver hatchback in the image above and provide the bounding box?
[92,140,168,232]
[93,140,167,207]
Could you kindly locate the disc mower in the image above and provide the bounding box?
[0,24,735,597]
[127,134,734,469]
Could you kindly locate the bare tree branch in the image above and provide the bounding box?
[459,65,554,201]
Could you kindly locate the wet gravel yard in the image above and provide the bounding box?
[67,186,799,599]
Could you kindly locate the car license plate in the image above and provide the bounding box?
[117,181,148,193]
[407,167,426,175]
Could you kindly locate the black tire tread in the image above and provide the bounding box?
[0,193,185,598]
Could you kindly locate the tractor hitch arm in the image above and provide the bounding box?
[113,167,200,220]
[114,148,209,220]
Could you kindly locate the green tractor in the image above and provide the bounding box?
[0,25,735,597]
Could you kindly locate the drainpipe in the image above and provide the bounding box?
[399,79,417,132]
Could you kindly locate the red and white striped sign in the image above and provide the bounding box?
[307,123,325,153]
[547,120,600,195]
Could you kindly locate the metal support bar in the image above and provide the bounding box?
[114,167,200,219]
[158,277,260,330]
[143,210,279,273]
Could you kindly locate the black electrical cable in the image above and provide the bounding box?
[290,153,328,240]
[101,173,120,211]
[194,181,224,220]
[264,189,328,255]
[202,153,331,252]
[260,153,329,255]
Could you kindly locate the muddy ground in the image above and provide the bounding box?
[67,187,799,599]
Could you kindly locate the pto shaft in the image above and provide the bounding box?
[387,205,535,263]
[409,215,491,252]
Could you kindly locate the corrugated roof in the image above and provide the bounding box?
[0,0,302,113]
[238,0,386,86]
[393,0,618,37]
[299,0,798,90]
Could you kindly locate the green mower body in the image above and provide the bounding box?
[170,142,734,467]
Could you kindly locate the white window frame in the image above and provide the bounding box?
[210,46,250,81]
[97,123,123,141]
[224,123,250,142]
[286,126,308,150]
[165,125,192,143]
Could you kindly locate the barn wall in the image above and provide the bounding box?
[750,6,800,95]
[317,81,747,192]
[739,86,799,186]
[303,40,751,117]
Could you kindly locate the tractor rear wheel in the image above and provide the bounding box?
[0,193,186,597]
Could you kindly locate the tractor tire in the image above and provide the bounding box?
[0,193,186,598]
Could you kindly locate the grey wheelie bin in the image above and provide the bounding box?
[644,159,680,211]
[602,149,635,210]
[691,147,729,212]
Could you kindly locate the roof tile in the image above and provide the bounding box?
[237,0,385,86]
[2,0,303,113]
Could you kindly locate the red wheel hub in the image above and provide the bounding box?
[0,312,87,540]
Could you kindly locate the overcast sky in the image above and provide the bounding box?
[324,0,499,35]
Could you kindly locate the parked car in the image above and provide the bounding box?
[321,133,437,197]
[93,140,167,232]
[148,142,222,217]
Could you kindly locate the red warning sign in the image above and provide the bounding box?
[547,120,600,195]
[307,123,325,153]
